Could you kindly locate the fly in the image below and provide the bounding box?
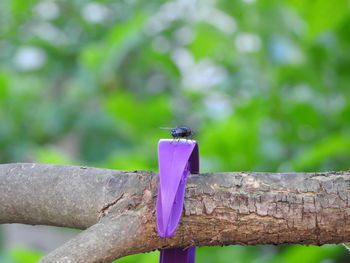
[160,126,194,139]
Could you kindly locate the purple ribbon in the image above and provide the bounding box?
[156,139,199,263]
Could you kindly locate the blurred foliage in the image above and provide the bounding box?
[8,248,43,263]
[1,0,350,262]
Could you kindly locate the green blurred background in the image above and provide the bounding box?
[1,0,350,262]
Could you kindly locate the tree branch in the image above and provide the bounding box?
[1,163,350,263]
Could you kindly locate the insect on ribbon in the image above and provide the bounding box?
[160,126,194,139]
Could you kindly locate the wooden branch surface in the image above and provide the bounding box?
[1,163,350,263]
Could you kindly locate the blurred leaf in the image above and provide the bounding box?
[10,0,37,20]
[80,12,147,81]
[197,246,271,263]
[105,91,172,138]
[36,146,72,165]
[9,247,42,263]
[114,251,159,263]
[0,73,9,100]
[293,133,350,171]
[189,23,231,61]
[288,0,348,38]
[307,0,348,38]
[282,244,343,263]
[104,149,157,170]
[200,116,260,171]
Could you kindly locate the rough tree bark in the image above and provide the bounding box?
[0,163,350,263]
